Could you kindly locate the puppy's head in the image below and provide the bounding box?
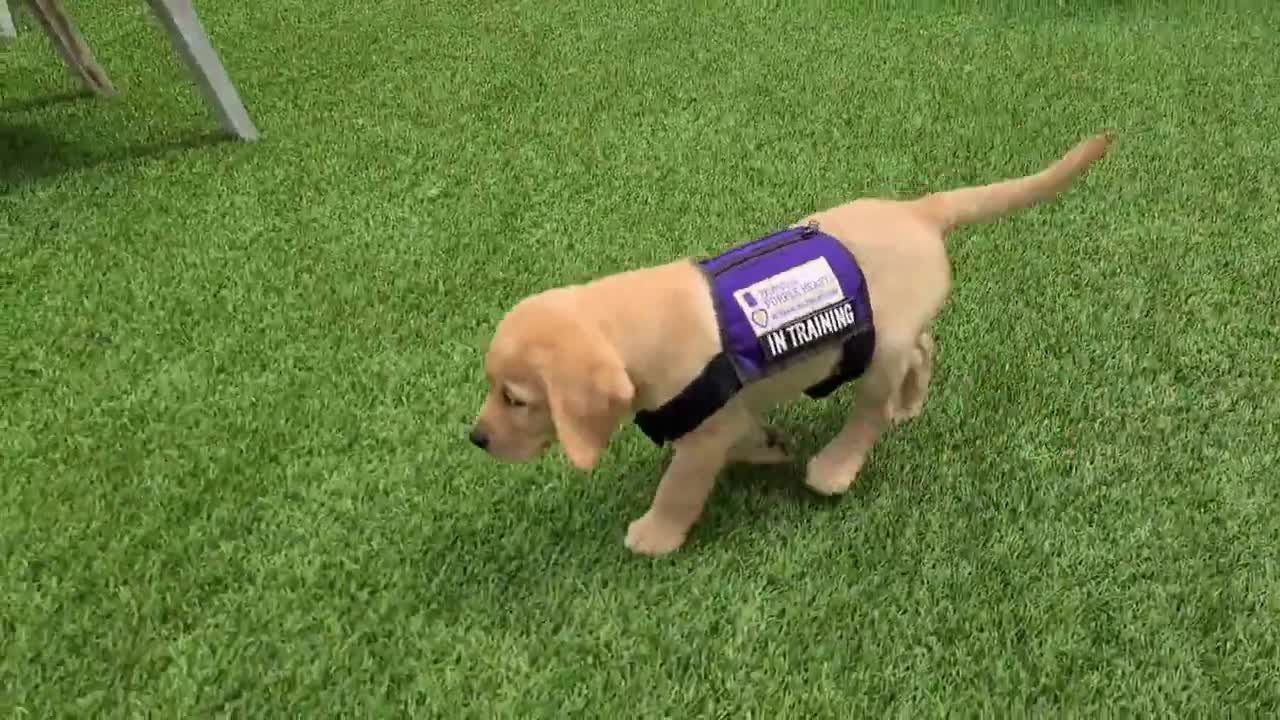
[470,290,634,471]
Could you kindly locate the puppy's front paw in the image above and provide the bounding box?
[625,512,687,557]
[805,452,863,496]
[888,395,925,425]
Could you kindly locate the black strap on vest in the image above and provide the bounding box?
[633,353,742,445]
[632,330,875,446]
[801,324,876,399]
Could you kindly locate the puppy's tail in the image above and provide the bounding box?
[910,131,1114,233]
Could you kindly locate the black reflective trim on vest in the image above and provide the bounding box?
[633,353,742,445]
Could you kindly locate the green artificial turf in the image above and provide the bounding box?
[3,0,1279,715]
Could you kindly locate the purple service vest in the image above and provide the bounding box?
[632,222,875,445]
[699,222,875,385]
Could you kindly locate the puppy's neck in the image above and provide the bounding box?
[574,260,722,411]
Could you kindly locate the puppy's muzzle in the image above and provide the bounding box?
[468,427,490,451]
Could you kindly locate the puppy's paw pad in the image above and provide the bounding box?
[764,427,791,452]
[625,513,686,557]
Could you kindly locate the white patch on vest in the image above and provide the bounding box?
[731,256,845,337]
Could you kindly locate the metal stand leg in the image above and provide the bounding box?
[144,0,258,141]
[1,0,17,40]
[25,0,115,95]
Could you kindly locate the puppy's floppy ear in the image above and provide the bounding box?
[536,334,635,471]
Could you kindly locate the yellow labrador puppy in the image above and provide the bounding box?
[470,131,1113,556]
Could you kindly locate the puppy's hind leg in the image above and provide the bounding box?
[889,331,934,424]
[805,338,914,496]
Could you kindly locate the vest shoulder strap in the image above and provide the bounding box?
[633,353,741,445]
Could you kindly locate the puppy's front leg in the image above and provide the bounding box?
[625,405,750,557]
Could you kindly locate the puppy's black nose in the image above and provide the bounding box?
[469,428,489,450]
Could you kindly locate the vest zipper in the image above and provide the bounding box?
[707,222,820,276]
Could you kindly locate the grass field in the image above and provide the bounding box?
[3,1,1279,715]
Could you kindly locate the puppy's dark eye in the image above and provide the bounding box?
[501,388,526,407]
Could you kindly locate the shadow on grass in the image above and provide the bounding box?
[0,89,94,114]
[412,409,887,620]
[0,112,230,194]
[673,403,903,549]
